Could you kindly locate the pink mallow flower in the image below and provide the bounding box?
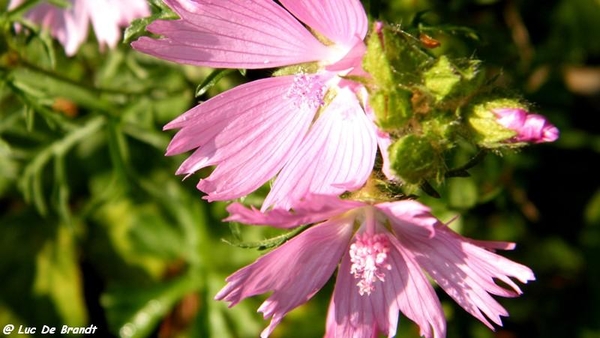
[131,0,382,210]
[217,196,535,338]
[493,107,559,143]
[9,0,150,56]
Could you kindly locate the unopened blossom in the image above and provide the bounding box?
[217,196,535,338]
[493,107,559,143]
[9,0,150,56]
[132,0,383,209]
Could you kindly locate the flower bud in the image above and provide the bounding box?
[492,108,559,144]
[467,99,558,148]
[388,134,445,187]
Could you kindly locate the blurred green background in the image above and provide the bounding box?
[1,0,599,337]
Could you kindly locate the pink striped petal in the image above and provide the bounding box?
[263,88,377,210]
[279,0,368,46]
[215,218,354,338]
[392,221,535,330]
[165,75,322,201]
[226,196,364,229]
[326,231,445,338]
[376,200,438,239]
[132,0,332,69]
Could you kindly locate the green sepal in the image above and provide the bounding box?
[363,23,433,131]
[272,62,320,77]
[423,55,484,103]
[369,87,413,131]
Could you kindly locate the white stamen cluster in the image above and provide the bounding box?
[349,233,392,296]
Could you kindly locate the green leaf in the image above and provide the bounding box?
[123,10,178,44]
[102,274,201,338]
[33,224,87,326]
[195,69,236,97]
[222,225,309,251]
[447,178,478,209]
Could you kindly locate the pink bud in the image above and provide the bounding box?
[493,108,559,144]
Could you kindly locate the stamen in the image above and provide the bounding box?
[349,233,392,296]
[285,74,326,110]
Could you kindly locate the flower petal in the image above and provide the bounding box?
[166,76,321,201]
[263,88,377,210]
[394,221,536,329]
[279,0,368,46]
[377,200,438,239]
[215,218,354,338]
[326,231,445,338]
[132,0,332,69]
[226,196,364,229]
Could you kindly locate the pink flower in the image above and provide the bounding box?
[131,0,380,209]
[493,107,559,144]
[217,197,535,338]
[9,0,150,56]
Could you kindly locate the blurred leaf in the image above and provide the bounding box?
[33,223,87,326]
[19,116,104,216]
[102,273,201,338]
[447,178,478,209]
[584,188,600,226]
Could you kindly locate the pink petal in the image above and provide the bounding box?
[165,76,320,201]
[279,0,368,46]
[215,218,354,338]
[87,1,122,49]
[394,221,535,330]
[326,231,445,338]
[263,88,377,210]
[132,0,332,69]
[520,114,560,143]
[493,108,527,130]
[376,200,438,239]
[385,234,447,338]
[226,196,364,229]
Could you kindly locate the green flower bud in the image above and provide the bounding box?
[363,22,433,131]
[466,98,527,148]
[389,134,445,186]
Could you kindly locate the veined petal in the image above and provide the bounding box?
[279,0,368,46]
[226,196,364,229]
[326,230,445,338]
[264,88,377,210]
[132,0,332,69]
[215,217,354,338]
[396,222,535,330]
[165,75,322,201]
[385,234,446,338]
[377,200,438,239]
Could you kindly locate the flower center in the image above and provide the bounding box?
[285,74,326,110]
[349,232,392,296]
